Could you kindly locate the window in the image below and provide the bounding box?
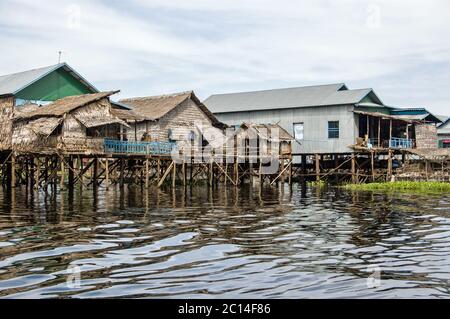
[293,122,304,140]
[328,121,339,139]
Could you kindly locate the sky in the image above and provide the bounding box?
[0,0,449,115]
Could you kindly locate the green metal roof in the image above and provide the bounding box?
[0,63,98,101]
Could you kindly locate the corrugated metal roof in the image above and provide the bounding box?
[438,118,450,133]
[203,84,383,113]
[0,63,98,96]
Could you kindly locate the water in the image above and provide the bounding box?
[0,184,449,299]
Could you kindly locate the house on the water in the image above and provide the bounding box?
[12,91,127,154]
[438,117,450,148]
[204,84,442,155]
[0,63,100,151]
[115,91,225,148]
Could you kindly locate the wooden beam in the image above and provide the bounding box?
[270,160,293,185]
[158,161,174,188]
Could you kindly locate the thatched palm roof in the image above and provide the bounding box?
[111,108,152,123]
[15,91,119,120]
[119,91,224,127]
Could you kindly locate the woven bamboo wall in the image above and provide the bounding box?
[415,123,438,149]
[0,96,14,150]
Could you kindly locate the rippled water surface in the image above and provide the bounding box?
[0,184,449,298]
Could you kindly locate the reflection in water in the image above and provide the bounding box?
[0,184,449,298]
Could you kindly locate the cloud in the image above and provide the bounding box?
[0,0,449,114]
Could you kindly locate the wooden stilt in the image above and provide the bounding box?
[371,151,375,181]
[93,157,98,189]
[173,162,177,188]
[34,157,40,190]
[68,156,74,188]
[315,154,320,182]
[120,158,125,188]
[145,158,149,189]
[11,154,16,188]
[105,158,110,189]
[351,154,357,184]
[387,150,393,181]
[60,159,65,190]
[182,161,186,186]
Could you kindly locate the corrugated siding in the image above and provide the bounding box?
[215,105,357,155]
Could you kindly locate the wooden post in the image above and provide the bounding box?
[301,154,307,182]
[387,150,393,181]
[145,158,149,189]
[315,154,320,182]
[157,158,161,181]
[182,161,186,187]
[367,115,370,139]
[11,154,16,188]
[225,163,228,186]
[60,159,65,190]
[79,157,84,189]
[259,161,262,186]
[389,119,393,146]
[378,118,381,147]
[93,158,98,189]
[371,151,375,181]
[172,162,177,188]
[351,154,357,184]
[209,160,213,186]
[289,156,293,185]
[118,158,124,188]
[234,158,239,185]
[105,158,110,190]
[35,157,40,190]
[68,156,74,189]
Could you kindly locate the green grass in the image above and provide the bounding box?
[342,181,450,193]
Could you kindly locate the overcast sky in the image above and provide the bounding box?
[0,0,449,115]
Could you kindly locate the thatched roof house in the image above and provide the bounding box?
[116,91,225,143]
[12,91,127,154]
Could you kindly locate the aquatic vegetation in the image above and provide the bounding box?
[342,181,450,193]
[307,180,326,188]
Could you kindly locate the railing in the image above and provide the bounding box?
[104,139,177,155]
[389,137,414,149]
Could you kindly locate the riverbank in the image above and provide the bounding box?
[342,181,450,192]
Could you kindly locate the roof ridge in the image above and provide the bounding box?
[120,91,193,102]
[0,63,64,79]
[206,83,346,97]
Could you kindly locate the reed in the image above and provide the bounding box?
[343,181,450,192]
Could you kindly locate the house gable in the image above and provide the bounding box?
[14,67,97,103]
